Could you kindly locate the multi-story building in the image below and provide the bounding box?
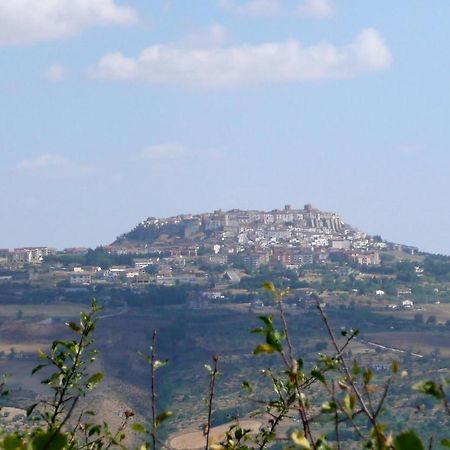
[243,252,270,271]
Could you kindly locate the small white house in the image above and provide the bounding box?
[402,300,414,309]
[375,290,385,296]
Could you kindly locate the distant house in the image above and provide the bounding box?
[202,291,225,300]
[125,269,141,279]
[401,299,414,309]
[242,252,269,271]
[133,273,152,284]
[375,290,385,296]
[70,273,92,285]
[224,270,241,284]
[206,254,228,265]
[133,258,159,269]
[348,251,380,266]
[331,240,351,250]
[397,288,412,297]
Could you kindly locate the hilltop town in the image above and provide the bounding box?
[1,204,436,310]
[111,203,419,270]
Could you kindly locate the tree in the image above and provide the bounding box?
[426,315,437,325]
[414,313,424,325]
[145,264,158,275]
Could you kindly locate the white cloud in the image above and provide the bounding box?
[142,143,187,160]
[44,64,65,82]
[297,0,335,19]
[18,154,91,177]
[219,0,280,17]
[90,28,393,87]
[184,25,228,47]
[0,0,138,45]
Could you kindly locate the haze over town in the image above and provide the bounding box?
[1,0,450,254]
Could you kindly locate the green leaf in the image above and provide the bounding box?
[66,322,81,333]
[412,380,443,400]
[32,431,68,450]
[154,359,168,370]
[88,425,101,436]
[253,344,275,355]
[242,381,253,394]
[315,436,332,450]
[393,430,424,450]
[351,360,361,376]
[363,368,373,385]
[155,411,173,427]
[132,423,147,433]
[311,369,325,384]
[266,331,283,353]
[86,372,104,389]
[291,430,311,449]
[343,394,356,415]
[258,315,273,326]
[3,435,24,450]
[441,438,450,448]
[392,360,400,374]
[26,402,39,416]
[262,282,276,293]
[321,401,337,414]
[31,364,47,375]
[37,349,47,360]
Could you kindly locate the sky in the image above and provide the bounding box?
[1,0,450,254]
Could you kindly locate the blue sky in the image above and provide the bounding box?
[1,0,450,254]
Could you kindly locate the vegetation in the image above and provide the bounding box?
[0,286,449,450]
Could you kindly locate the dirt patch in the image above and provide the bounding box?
[168,419,261,450]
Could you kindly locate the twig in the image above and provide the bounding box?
[374,377,392,419]
[439,385,450,416]
[275,292,315,449]
[205,355,219,450]
[315,299,374,422]
[332,382,341,450]
[151,330,157,450]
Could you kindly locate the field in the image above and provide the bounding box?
[364,331,450,357]
[0,298,449,445]
[382,302,450,324]
[0,303,87,319]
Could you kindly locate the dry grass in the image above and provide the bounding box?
[0,303,86,320]
[168,419,261,450]
[378,303,450,324]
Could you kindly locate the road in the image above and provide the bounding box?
[357,337,423,358]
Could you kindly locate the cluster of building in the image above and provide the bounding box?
[111,204,391,271]
[0,205,420,290]
[67,262,210,287]
[0,247,55,266]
